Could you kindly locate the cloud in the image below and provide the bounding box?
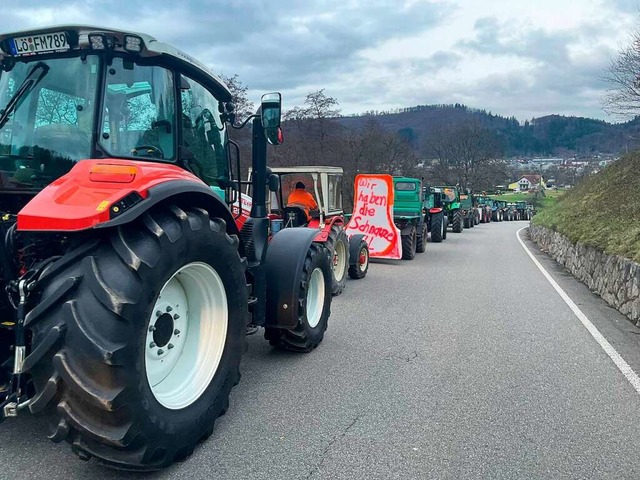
[0,1,635,120]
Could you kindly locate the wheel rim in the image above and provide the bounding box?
[333,239,347,282]
[441,218,444,237]
[306,267,325,328]
[359,247,369,272]
[145,262,227,410]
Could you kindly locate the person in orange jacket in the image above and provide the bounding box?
[286,181,318,220]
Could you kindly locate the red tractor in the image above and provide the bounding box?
[245,166,369,295]
[0,26,333,470]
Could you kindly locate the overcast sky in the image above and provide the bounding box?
[2,0,638,121]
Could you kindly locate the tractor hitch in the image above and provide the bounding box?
[1,278,37,423]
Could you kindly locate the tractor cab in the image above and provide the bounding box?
[0,26,241,214]
[249,165,343,228]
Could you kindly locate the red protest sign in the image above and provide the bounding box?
[345,174,401,259]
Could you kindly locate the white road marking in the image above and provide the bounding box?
[517,227,640,395]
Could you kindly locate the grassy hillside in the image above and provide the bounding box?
[532,153,640,262]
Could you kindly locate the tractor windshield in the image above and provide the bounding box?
[0,52,229,192]
[443,188,457,202]
[0,55,99,190]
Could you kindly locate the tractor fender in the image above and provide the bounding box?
[429,207,443,214]
[94,180,239,237]
[17,159,239,237]
[348,234,367,266]
[313,216,344,242]
[265,227,324,329]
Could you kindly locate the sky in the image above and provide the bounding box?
[1,0,639,121]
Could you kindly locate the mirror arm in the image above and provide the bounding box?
[230,113,259,130]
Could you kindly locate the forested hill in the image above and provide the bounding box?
[338,104,640,156]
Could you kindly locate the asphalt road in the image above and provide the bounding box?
[3,221,640,479]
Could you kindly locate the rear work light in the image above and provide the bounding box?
[89,164,137,183]
[88,33,107,50]
[124,35,143,53]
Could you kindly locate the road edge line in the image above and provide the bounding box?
[516,226,640,395]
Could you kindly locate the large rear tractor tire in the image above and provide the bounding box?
[401,226,417,260]
[24,205,248,471]
[452,210,463,233]
[430,213,444,243]
[416,223,427,253]
[463,215,470,229]
[265,243,331,352]
[443,216,448,240]
[348,238,369,280]
[325,225,349,296]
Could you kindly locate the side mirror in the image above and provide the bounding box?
[268,173,280,192]
[261,92,283,145]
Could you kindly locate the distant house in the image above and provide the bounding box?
[513,175,544,192]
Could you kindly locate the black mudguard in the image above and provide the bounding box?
[265,228,322,329]
[348,234,367,266]
[400,222,416,236]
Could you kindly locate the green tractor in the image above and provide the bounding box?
[475,195,493,223]
[505,202,517,221]
[459,191,477,229]
[393,177,427,260]
[493,199,507,221]
[435,185,464,233]
[423,186,448,243]
[515,201,531,220]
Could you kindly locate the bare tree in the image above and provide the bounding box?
[602,29,640,118]
[424,121,504,190]
[219,74,255,121]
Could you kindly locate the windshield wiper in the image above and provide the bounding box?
[0,62,49,129]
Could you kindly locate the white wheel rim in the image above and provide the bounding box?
[359,246,369,272]
[441,219,444,237]
[333,240,347,282]
[306,267,325,328]
[145,262,227,410]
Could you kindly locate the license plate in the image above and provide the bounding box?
[11,32,69,56]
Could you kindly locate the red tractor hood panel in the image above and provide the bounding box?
[18,159,204,231]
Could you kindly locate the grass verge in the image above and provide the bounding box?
[532,153,640,263]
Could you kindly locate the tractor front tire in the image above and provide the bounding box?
[452,210,463,233]
[401,227,417,260]
[430,213,444,243]
[325,225,349,296]
[416,223,427,253]
[24,205,248,471]
[265,243,331,352]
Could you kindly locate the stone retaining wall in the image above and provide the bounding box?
[529,225,640,325]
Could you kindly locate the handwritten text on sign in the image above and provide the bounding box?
[345,174,401,259]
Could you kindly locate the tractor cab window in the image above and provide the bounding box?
[395,182,417,191]
[327,174,342,212]
[0,55,99,190]
[100,58,175,161]
[179,76,227,187]
[443,189,457,202]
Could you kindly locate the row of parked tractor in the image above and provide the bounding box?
[262,170,536,301]
[390,177,536,260]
